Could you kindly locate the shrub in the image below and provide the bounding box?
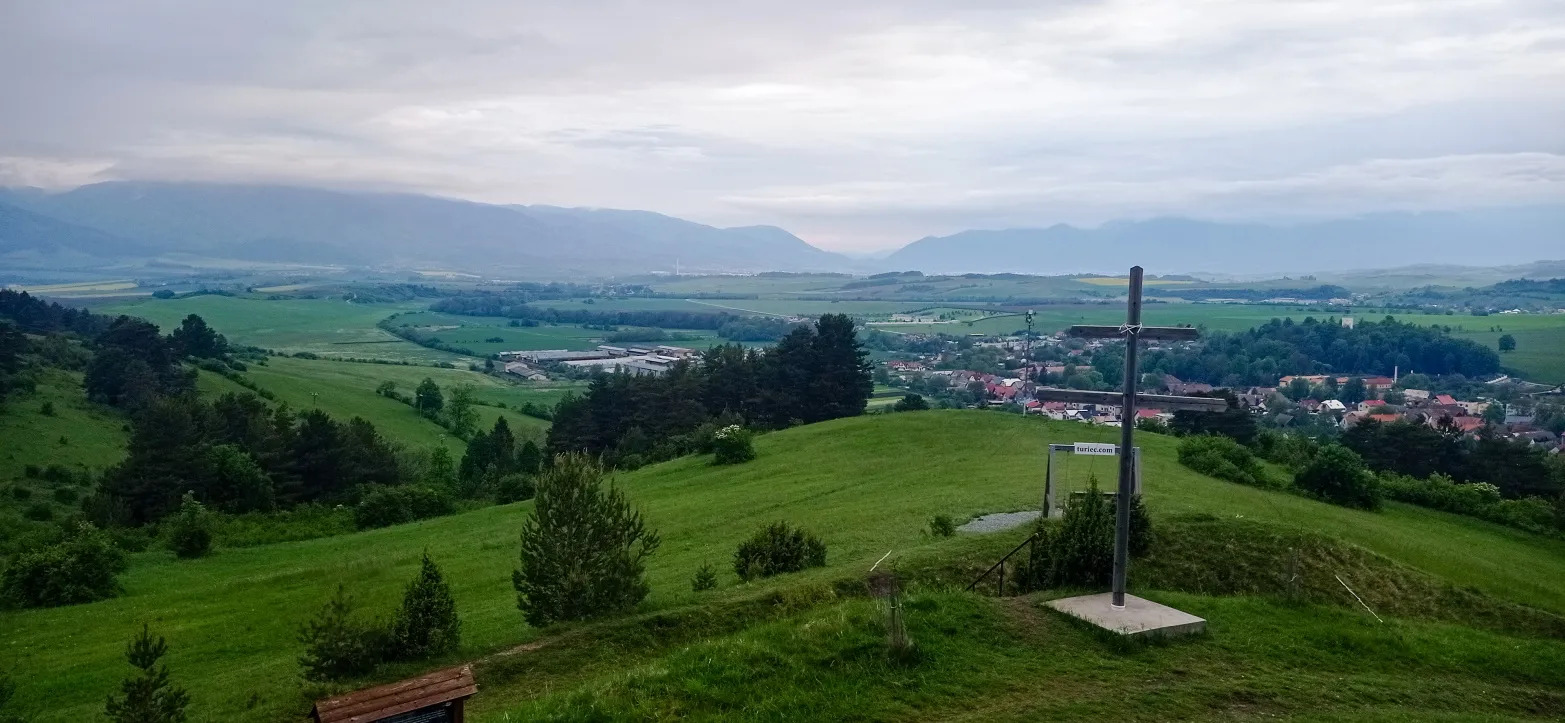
[1295,444,1382,510]
[691,563,718,592]
[929,514,956,537]
[298,585,385,682]
[39,401,54,416]
[387,553,461,660]
[711,425,757,465]
[0,671,18,723]
[513,453,661,626]
[1178,435,1271,488]
[1253,429,1321,471]
[53,486,78,504]
[22,464,40,478]
[22,502,51,521]
[8,486,28,501]
[892,394,929,412]
[733,522,827,582]
[1135,416,1170,434]
[1021,485,1152,590]
[495,473,535,504]
[1,523,127,608]
[354,486,453,530]
[104,623,189,723]
[1022,484,1114,589]
[1380,472,1555,534]
[166,492,214,559]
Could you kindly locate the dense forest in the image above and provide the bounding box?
[1138,316,1501,387]
[548,314,873,467]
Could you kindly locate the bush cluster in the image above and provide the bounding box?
[929,514,956,537]
[1294,444,1382,510]
[1,523,127,608]
[299,554,461,682]
[1381,473,1556,534]
[354,486,453,530]
[1020,486,1152,590]
[165,492,214,559]
[711,425,757,465]
[733,522,827,581]
[1177,435,1272,488]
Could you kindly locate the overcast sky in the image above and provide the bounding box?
[2,0,1563,252]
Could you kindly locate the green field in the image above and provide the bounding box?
[387,311,739,355]
[202,356,579,449]
[96,296,461,364]
[1442,313,1565,384]
[0,369,130,530]
[5,411,1563,720]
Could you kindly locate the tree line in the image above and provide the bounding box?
[1139,316,1501,387]
[430,296,737,330]
[547,314,873,467]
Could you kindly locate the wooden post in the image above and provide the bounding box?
[1112,266,1144,609]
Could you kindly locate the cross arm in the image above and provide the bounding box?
[1033,388,1229,411]
[1066,325,1201,341]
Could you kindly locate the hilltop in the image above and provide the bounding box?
[3,411,1563,720]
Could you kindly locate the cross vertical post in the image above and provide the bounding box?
[1111,267,1144,609]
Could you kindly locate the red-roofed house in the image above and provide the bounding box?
[1435,394,1458,405]
[1362,376,1396,392]
[1449,416,1485,434]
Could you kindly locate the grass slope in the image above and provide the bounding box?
[4,411,1563,720]
[0,369,129,528]
[202,356,571,450]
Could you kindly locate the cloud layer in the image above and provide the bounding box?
[3,0,1563,251]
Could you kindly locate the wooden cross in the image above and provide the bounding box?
[1033,266,1227,609]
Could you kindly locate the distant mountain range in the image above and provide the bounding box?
[885,208,1565,275]
[0,182,849,275]
[1,181,1561,276]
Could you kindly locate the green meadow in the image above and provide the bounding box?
[199,356,579,449]
[4,411,1563,720]
[97,296,460,364]
[1443,313,1565,384]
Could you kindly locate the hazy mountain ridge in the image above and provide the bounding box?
[0,182,854,274]
[2,182,1561,277]
[887,208,1565,275]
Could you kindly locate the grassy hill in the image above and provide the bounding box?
[3,411,1563,720]
[198,356,572,450]
[0,368,129,534]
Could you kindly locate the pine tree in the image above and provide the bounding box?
[298,585,383,681]
[104,624,190,723]
[388,553,461,660]
[513,453,660,626]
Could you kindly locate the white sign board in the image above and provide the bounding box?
[1073,442,1118,456]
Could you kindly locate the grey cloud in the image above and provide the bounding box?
[1,0,1563,252]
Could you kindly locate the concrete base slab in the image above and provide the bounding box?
[1045,593,1206,638]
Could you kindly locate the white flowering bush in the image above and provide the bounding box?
[712,425,756,465]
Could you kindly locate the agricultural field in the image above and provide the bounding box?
[4,411,1563,720]
[10,279,140,297]
[1441,313,1565,384]
[97,296,460,364]
[530,296,929,318]
[387,311,737,355]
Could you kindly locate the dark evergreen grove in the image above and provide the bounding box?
[1138,316,1501,387]
[546,314,873,466]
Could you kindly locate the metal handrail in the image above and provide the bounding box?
[965,531,1039,596]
